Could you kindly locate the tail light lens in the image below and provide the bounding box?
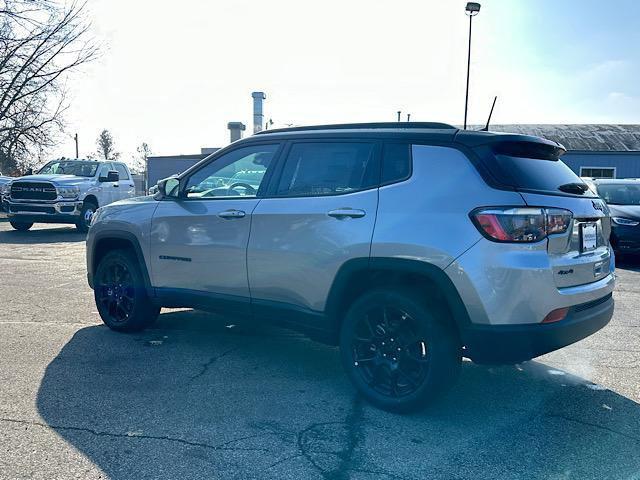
[471,207,572,243]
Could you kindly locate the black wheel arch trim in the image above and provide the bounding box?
[88,230,153,297]
[325,257,472,334]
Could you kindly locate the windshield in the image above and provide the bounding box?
[596,183,640,205]
[38,160,99,177]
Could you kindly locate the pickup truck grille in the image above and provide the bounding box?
[10,182,57,201]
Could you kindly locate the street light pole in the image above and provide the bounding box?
[464,2,481,130]
[74,133,79,158]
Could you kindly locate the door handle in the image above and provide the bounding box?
[113,184,119,187]
[327,208,366,219]
[218,209,246,219]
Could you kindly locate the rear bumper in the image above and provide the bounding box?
[462,293,614,364]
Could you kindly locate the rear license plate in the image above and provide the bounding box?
[581,223,597,252]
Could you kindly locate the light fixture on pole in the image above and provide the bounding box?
[464,2,481,130]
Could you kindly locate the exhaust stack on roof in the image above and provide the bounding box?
[227,122,246,143]
[252,91,266,134]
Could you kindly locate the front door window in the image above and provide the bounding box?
[184,144,279,199]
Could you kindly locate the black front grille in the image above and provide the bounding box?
[573,293,613,313]
[9,204,55,214]
[11,182,56,201]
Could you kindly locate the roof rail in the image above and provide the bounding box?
[255,122,456,135]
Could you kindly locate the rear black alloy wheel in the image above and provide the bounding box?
[351,306,429,399]
[340,288,461,412]
[94,250,160,332]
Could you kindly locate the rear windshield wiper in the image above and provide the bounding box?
[558,182,589,195]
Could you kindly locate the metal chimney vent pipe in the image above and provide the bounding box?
[251,91,266,133]
[227,122,246,143]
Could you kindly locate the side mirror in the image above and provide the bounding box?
[99,170,119,182]
[154,177,180,200]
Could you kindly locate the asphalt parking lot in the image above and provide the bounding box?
[0,220,639,480]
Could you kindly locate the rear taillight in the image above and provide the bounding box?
[470,207,572,243]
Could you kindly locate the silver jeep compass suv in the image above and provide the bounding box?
[86,123,615,412]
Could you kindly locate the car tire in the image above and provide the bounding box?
[9,221,33,231]
[94,249,160,332]
[76,201,97,233]
[339,287,461,413]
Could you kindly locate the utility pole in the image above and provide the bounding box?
[464,2,481,130]
[74,133,79,158]
[397,111,401,122]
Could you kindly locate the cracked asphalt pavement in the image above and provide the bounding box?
[0,221,639,479]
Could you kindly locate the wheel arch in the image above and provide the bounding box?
[83,194,99,207]
[89,231,153,297]
[325,257,471,341]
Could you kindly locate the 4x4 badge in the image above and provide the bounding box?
[592,200,604,212]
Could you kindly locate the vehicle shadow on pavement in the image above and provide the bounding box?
[0,225,85,244]
[36,310,640,480]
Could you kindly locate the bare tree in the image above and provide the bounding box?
[95,128,119,160]
[129,141,151,174]
[0,0,99,173]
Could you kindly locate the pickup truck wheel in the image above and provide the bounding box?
[9,221,33,231]
[94,249,160,332]
[339,288,461,413]
[76,202,96,233]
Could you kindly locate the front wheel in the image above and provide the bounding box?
[76,202,97,233]
[340,288,461,413]
[9,221,33,231]
[94,249,160,332]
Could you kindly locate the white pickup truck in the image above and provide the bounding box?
[3,159,136,232]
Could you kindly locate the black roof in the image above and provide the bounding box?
[255,122,456,135]
[250,122,563,153]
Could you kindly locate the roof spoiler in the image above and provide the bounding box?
[455,131,566,158]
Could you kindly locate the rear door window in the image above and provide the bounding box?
[275,142,378,197]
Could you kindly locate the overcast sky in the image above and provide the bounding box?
[54,0,640,162]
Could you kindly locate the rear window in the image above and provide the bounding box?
[478,141,594,195]
[494,155,586,193]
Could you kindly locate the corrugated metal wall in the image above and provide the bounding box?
[562,152,640,178]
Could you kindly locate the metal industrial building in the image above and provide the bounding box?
[146,120,640,192]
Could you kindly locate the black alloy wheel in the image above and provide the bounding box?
[96,260,136,324]
[351,305,429,398]
[340,288,461,412]
[94,250,160,332]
